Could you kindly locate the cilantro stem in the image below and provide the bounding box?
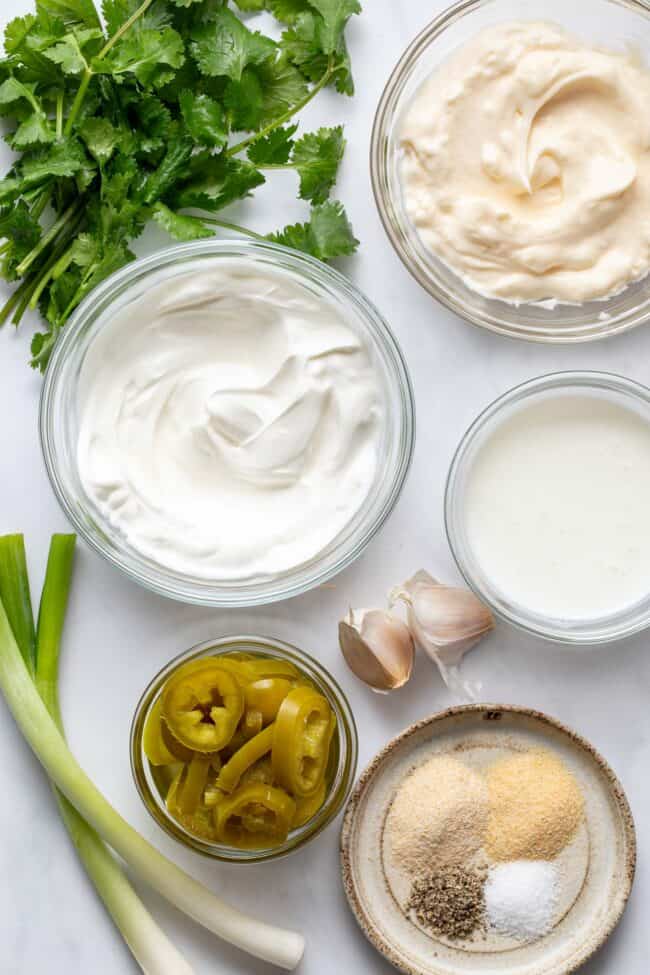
[99,0,155,59]
[64,0,154,138]
[227,57,336,158]
[64,71,92,137]
[16,199,82,277]
[0,273,39,327]
[196,217,267,241]
[28,213,86,312]
[8,209,85,328]
[31,188,52,222]
[56,93,63,140]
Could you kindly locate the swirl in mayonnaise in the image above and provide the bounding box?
[400,22,650,303]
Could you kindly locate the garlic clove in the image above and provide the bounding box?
[391,571,494,700]
[338,607,415,693]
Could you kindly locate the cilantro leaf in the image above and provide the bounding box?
[232,0,267,10]
[12,112,56,148]
[281,9,354,92]
[223,68,264,131]
[31,328,60,371]
[102,0,172,35]
[0,77,41,112]
[0,202,42,263]
[55,232,98,271]
[36,0,101,29]
[307,0,360,54]
[101,0,131,36]
[0,179,21,204]
[247,123,297,165]
[269,0,310,22]
[152,202,213,241]
[172,153,265,210]
[332,35,353,95]
[21,139,94,186]
[268,199,357,259]
[281,12,328,82]
[190,8,276,82]
[43,37,88,74]
[135,94,173,138]
[93,28,185,88]
[141,135,194,205]
[179,90,228,148]
[291,124,343,203]
[257,58,309,124]
[79,117,119,164]
[43,28,103,74]
[0,79,56,148]
[4,15,38,54]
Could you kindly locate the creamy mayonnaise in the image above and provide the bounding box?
[77,263,383,580]
[463,394,650,620]
[400,22,650,303]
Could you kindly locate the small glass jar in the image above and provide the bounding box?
[130,635,358,862]
[445,371,650,644]
[40,239,414,607]
[371,0,650,342]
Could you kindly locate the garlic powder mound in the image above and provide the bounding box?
[486,750,584,861]
[386,755,489,876]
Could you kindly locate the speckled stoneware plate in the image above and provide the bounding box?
[340,705,635,975]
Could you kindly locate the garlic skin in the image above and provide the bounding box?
[339,608,415,693]
[391,570,494,700]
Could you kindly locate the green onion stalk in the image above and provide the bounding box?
[0,535,195,974]
[0,535,304,971]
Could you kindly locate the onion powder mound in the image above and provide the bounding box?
[485,861,560,940]
[386,754,489,875]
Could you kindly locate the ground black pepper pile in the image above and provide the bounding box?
[408,865,485,940]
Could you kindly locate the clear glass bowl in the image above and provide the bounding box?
[371,0,650,342]
[130,635,358,862]
[445,371,650,643]
[40,239,414,607]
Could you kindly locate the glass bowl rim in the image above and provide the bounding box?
[444,369,650,644]
[370,0,650,344]
[130,633,359,862]
[39,238,415,608]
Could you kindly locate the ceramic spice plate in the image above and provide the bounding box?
[340,705,636,975]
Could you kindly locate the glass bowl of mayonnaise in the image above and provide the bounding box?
[372,0,650,342]
[40,239,414,606]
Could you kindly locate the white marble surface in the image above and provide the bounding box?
[0,1,648,972]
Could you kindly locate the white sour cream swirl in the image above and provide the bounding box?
[77,263,383,580]
[400,22,650,303]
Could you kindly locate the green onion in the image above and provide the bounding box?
[0,535,304,970]
[0,534,37,674]
[0,535,195,974]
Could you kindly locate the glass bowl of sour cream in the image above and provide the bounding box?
[40,240,414,606]
[372,0,650,342]
[445,372,650,643]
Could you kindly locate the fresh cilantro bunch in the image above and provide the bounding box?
[0,0,361,371]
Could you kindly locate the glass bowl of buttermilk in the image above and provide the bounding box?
[40,239,414,606]
[445,371,650,644]
[130,635,358,862]
[371,0,650,342]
